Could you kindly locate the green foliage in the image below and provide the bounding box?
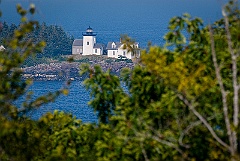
[121,34,136,53]
[36,111,99,161]
[80,64,125,123]
[80,1,240,160]
[0,4,70,119]
[0,6,44,119]
[121,34,140,60]
[33,23,74,57]
[0,4,70,160]
[0,22,74,59]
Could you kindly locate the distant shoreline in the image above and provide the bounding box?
[21,55,135,81]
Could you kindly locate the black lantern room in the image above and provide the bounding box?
[82,26,97,36]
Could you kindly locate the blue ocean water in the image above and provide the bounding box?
[1,0,229,121]
[20,81,98,122]
[1,0,228,47]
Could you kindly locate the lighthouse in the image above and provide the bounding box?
[72,27,104,55]
[82,26,97,55]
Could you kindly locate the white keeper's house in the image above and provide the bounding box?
[106,41,140,59]
[72,26,104,55]
[72,26,140,59]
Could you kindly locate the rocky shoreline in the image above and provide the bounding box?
[21,55,135,81]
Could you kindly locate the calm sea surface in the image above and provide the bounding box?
[19,81,98,122]
[2,0,228,121]
[1,0,228,47]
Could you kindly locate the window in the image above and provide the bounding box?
[113,51,115,55]
[77,49,79,52]
[123,51,126,56]
[95,49,97,53]
[87,42,89,45]
[112,43,116,48]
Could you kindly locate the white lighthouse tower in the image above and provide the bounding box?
[82,26,97,55]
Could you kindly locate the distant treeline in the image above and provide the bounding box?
[0,22,74,57]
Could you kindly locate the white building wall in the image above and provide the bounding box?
[72,46,83,54]
[135,49,141,58]
[93,37,96,44]
[83,36,95,55]
[72,47,77,54]
[125,51,133,59]
[107,48,133,59]
[119,44,140,59]
[107,50,118,58]
[93,48,102,55]
[118,46,132,59]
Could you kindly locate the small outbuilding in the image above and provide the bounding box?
[72,39,83,54]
